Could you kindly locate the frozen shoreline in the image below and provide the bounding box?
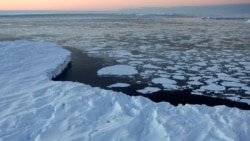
[1,40,250,140]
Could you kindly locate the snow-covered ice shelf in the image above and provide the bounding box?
[1,40,250,141]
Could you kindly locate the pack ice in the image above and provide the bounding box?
[0,40,250,141]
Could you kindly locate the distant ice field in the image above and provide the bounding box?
[0,14,250,103]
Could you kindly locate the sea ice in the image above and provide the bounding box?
[188,80,203,86]
[173,75,186,80]
[216,73,240,82]
[1,40,250,141]
[152,78,178,89]
[189,76,202,81]
[108,83,130,88]
[221,82,245,87]
[207,65,220,72]
[137,87,161,94]
[143,64,161,69]
[194,62,207,66]
[97,65,138,76]
[128,61,144,65]
[200,83,226,91]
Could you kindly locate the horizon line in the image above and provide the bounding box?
[0,3,249,12]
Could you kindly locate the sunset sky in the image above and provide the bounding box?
[0,0,249,10]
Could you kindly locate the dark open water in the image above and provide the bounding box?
[54,47,250,110]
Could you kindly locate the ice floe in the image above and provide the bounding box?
[200,83,226,92]
[152,78,178,89]
[188,80,203,86]
[143,64,161,69]
[97,65,138,76]
[173,75,186,80]
[221,81,245,87]
[108,83,130,88]
[137,87,161,94]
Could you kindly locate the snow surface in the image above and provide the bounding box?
[1,41,250,141]
[97,65,138,76]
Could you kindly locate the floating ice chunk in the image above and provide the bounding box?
[194,62,207,66]
[242,86,250,91]
[228,88,240,91]
[148,58,165,62]
[86,47,103,51]
[173,75,185,80]
[190,66,201,72]
[191,91,203,95]
[157,70,167,74]
[139,45,149,51]
[116,59,127,63]
[244,65,250,70]
[137,87,161,94]
[152,78,177,85]
[200,84,226,91]
[108,50,133,58]
[140,70,156,77]
[189,77,201,81]
[246,19,250,24]
[143,64,161,69]
[188,80,203,86]
[167,66,178,70]
[239,62,250,66]
[221,82,245,87]
[207,65,220,72]
[158,74,171,78]
[108,83,130,88]
[97,65,138,76]
[152,78,178,89]
[216,73,240,82]
[205,78,220,84]
[128,61,144,65]
[227,96,240,102]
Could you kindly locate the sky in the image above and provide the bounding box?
[0,0,250,10]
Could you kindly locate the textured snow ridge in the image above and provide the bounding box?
[1,41,250,141]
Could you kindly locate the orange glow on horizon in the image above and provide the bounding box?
[0,0,250,10]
